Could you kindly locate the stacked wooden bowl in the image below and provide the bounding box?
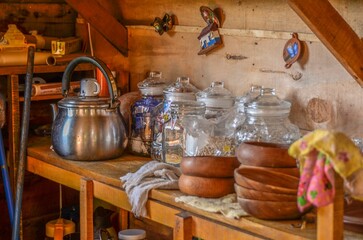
[234,141,304,220]
[179,156,240,198]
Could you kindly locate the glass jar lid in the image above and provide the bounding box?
[196,81,234,108]
[245,88,291,116]
[137,71,167,96]
[163,76,200,101]
[234,85,262,108]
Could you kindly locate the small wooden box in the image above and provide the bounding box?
[51,37,82,55]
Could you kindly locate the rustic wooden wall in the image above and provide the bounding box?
[0,0,362,239]
[91,0,363,139]
[0,1,79,240]
[0,1,76,37]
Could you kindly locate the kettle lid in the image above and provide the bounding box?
[58,96,119,109]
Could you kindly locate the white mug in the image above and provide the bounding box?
[80,78,100,97]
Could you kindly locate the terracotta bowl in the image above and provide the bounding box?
[237,197,304,220]
[179,174,235,198]
[234,167,299,195]
[234,184,297,202]
[180,156,240,178]
[238,164,300,178]
[236,141,297,167]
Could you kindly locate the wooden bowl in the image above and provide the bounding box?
[238,165,300,178]
[234,167,299,195]
[236,141,297,167]
[234,184,297,202]
[179,174,235,198]
[180,156,240,178]
[237,197,304,220]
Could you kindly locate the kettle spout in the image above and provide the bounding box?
[50,103,58,122]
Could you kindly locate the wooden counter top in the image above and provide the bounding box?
[26,137,362,240]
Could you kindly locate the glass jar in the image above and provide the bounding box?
[196,81,235,119]
[130,71,166,156]
[184,116,235,157]
[162,101,206,165]
[235,88,300,145]
[163,76,200,102]
[151,77,200,161]
[215,84,262,137]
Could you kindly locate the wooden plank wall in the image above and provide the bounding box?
[92,0,363,138]
[0,1,76,37]
[0,1,79,239]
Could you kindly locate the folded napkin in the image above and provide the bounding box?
[120,160,181,217]
[289,129,363,212]
[175,193,248,219]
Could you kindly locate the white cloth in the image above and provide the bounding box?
[120,160,181,217]
[175,193,248,219]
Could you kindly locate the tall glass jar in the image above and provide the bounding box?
[196,81,235,120]
[235,88,300,145]
[130,71,166,156]
[151,77,200,161]
[162,101,206,165]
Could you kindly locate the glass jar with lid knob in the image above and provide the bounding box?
[162,100,206,165]
[130,71,167,156]
[215,84,262,137]
[235,87,300,145]
[151,76,200,161]
[196,81,235,120]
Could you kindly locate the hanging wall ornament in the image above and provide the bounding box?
[197,6,223,55]
[283,33,302,68]
[151,13,174,35]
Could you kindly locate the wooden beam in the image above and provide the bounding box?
[66,0,128,56]
[174,212,193,240]
[317,174,344,240]
[7,75,20,190]
[80,178,94,240]
[119,209,129,230]
[288,0,363,87]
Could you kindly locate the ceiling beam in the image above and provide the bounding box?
[288,0,363,87]
[66,0,128,56]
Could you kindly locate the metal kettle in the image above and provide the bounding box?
[51,56,128,161]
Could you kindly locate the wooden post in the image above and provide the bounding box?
[7,74,20,190]
[80,178,94,240]
[174,211,193,240]
[119,208,129,230]
[317,174,344,240]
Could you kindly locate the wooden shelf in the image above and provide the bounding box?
[0,63,94,76]
[126,25,320,42]
[19,94,63,102]
[19,93,80,102]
